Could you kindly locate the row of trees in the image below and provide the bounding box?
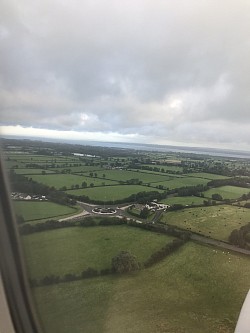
[207,177,250,189]
[144,239,185,268]
[19,219,75,234]
[9,171,76,206]
[127,219,190,240]
[229,222,250,249]
[19,217,128,234]
[130,164,182,175]
[30,267,105,287]
[79,217,126,227]
[68,190,168,205]
[176,184,208,197]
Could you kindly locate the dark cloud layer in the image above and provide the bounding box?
[1,0,250,149]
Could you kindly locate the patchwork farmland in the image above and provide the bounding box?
[3,138,250,333]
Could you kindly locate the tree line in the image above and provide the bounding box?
[207,177,250,189]
[229,222,250,250]
[19,217,128,234]
[9,171,76,206]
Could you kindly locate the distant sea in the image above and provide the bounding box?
[3,135,250,159]
[77,141,250,159]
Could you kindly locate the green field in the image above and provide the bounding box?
[21,226,174,279]
[13,168,56,174]
[93,169,170,183]
[204,186,250,200]
[66,185,163,201]
[153,177,209,189]
[6,154,79,162]
[141,164,184,172]
[28,174,118,189]
[13,201,79,221]
[32,242,250,333]
[161,196,206,206]
[131,169,184,178]
[4,160,24,168]
[161,205,250,241]
[185,172,230,180]
[54,165,104,173]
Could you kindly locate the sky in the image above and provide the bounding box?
[1,0,250,150]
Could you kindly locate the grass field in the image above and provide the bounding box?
[131,169,185,178]
[66,185,163,201]
[93,169,170,183]
[13,201,79,221]
[32,242,250,333]
[160,205,250,241]
[185,172,230,180]
[21,226,174,279]
[161,196,206,206]
[29,174,118,189]
[4,160,24,168]
[6,154,79,162]
[204,186,250,200]
[141,164,184,172]
[153,176,209,189]
[13,168,56,174]
[54,165,104,173]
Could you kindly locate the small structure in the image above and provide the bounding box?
[145,202,170,211]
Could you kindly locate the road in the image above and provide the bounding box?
[190,234,250,255]
[59,201,250,256]
[59,201,139,222]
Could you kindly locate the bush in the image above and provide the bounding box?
[169,204,185,211]
[99,217,126,226]
[62,273,78,282]
[79,218,97,227]
[100,268,111,275]
[112,251,140,274]
[81,267,99,278]
[212,193,223,201]
[144,239,184,268]
[40,275,60,285]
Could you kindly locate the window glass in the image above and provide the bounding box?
[1,1,250,332]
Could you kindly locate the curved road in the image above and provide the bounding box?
[59,202,137,221]
[60,201,250,256]
[190,234,250,255]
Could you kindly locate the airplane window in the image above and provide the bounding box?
[1,1,250,333]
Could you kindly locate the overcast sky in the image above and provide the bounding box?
[1,0,250,150]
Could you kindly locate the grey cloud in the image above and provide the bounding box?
[1,0,250,148]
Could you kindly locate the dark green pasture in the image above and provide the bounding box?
[204,186,249,200]
[13,201,78,221]
[54,165,104,173]
[141,164,184,172]
[92,169,170,183]
[152,176,209,189]
[161,196,206,206]
[66,185,162,201]
[21,226,174,279]
[13,168,56,174]
[32,242,250,333]
[28,174,118,189]
[185,172,230,180]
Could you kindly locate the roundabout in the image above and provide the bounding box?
[92,207,117,214]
